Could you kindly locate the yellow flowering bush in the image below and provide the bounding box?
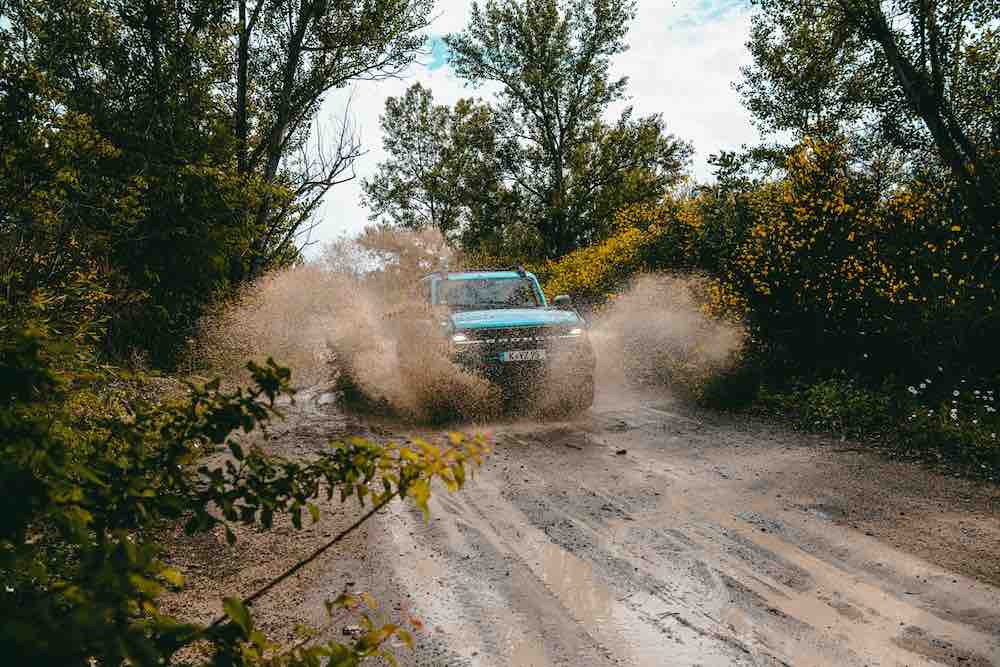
[535,200,704,304]
[716,139,998,466]
[726,138,999,378]
[527,137,998,466]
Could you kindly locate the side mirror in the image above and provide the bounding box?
[553,294,573,309]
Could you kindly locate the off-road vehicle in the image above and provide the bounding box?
[417,267,595,411]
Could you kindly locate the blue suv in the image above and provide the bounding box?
[418,267,595,411]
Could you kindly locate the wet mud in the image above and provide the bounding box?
[165,384,1000,666]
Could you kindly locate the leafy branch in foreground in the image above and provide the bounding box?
[0,319,487,666]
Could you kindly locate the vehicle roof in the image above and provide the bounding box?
[428,270,537,281]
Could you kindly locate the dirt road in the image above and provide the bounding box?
[166,385,1000,666]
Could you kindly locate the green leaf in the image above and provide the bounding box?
[161,567,185,588]
[223,597,252,635]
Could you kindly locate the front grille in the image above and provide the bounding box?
[456,326,587,358]
[464,327,548,345]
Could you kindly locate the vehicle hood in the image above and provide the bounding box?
[450,308,581,330]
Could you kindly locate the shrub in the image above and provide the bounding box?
[1,316,487,665]
[697,352,764,410]
[535,201,702,305]
[762,376,893,441]
[896,373,1000,471]
[740,369,999,475]
[723,139,1000,380]
[532,137,998,472]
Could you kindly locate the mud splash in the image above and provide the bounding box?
[192,227,502,421]
[193,239,743,421]
[189,263,341,387]
[588,274,745,396]
[327,282,502,422]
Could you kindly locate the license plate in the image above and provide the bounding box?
[501,349,546,362]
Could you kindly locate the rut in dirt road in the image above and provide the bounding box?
[163,386,1000,667]
[359,391,1000,667]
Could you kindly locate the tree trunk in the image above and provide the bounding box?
[236,0,249,175]
[847,1,996,227]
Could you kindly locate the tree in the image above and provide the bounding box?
[447,0,693,258]
[739,0,998,227]
[362,84,475,238]
[362,84,520,249]
[234,0,435,279]
[366,0,691,260]
[1,0,435,363]
[0,43,137,334]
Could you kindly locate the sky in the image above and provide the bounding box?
[308,0,759,252]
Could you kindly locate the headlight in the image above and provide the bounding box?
[557,327,585,338]
[452,333,469,343]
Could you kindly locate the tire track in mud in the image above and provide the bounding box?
[166,386,1000,667]
[484,436,836,666]
[372,393,1000,667]
[376,430,796,665]
[379,469,756,666]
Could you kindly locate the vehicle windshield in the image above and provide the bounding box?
[440,278,540,309]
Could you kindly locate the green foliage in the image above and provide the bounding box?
[1,0,261,362]
[362,85,520,251]
[1,0,434,365]
[898,381,1000,473]
[744,372,1000,475]
[757,376,892,441]
[739,0,998,228]
[0,313,487,665]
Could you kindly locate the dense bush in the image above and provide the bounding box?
[896,373,999,469]
[757,376,893,441]
[535,201,704,305]
[726,140,1000,381]
[1,309,487,665]
[536,139,999,470]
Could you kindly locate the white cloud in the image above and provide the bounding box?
[610,1,758,176]
[306,0,759,253]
